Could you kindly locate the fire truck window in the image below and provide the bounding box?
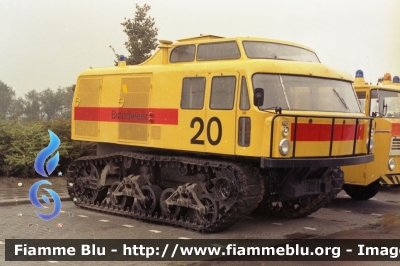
[252,74,360,112]
[181,77,206,109]
[239,76,250,110]
[243,41,320,63]
[170,45,195,62]
[356,92,366,113]
[252,74,289,110]
[210,76,236,110]
[197,42,240,61]
[238,117,251,146]
[370,90,379,116]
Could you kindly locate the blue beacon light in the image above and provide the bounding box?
[355,70,364,78]
[119,55,125,61]
[393,76,400,83]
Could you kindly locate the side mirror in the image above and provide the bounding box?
[254,88,264,107]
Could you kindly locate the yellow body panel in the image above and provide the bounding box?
[72,36,371,166]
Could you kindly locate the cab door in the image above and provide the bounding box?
[205,73,239,155]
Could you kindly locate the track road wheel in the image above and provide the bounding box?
[257,167,344,218]
[195,194,218,224]
[343,179,380,200]
[160,188,182,218]
[86,187,108,204]
[134,185,162,214]
[110,182,133,210]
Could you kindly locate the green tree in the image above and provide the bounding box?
[40,88,62,121]
[0,81,16,120]
[23,90,44,121]
[8,98,25,121]
[57,85,74,120]
[111,4,158,65]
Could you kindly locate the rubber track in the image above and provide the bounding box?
[67,152,264,232]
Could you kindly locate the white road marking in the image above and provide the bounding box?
[272,223,283,226]
[343,210,352,213]
[371,213,382,216]
[78,215,88,218]
[149,230,161,233]
[99,219,109,222]
[47,261,58,263]
[304,227,317,230]
[122,225,134,228]
[178,237,191,239]
[59,211,66,213]
[0,241,4,245]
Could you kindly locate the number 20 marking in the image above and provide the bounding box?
[190,117,222,145]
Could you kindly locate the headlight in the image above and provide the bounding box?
[389,158,395,171]
[282,126,289,137]
[279,139,290,155]
[366,138,375,152]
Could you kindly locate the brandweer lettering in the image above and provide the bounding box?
[111,110,148,121]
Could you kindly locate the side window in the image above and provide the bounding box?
[197,42,240,61]
[238,117,251,146]
[210,76,236,110]
[239,76,250,110]
[170,45,196,62]
[356,91,366,114]
[370,90,378,116]
[180,77,206,109]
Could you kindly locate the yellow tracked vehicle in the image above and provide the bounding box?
[342,71,400,200]
[67,35,374,232]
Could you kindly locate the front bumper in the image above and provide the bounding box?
[260,154,374,168]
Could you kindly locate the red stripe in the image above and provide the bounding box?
[291,123,365,141]
[74,107,178,125]
[392,123,400,136]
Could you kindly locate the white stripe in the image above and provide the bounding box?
[149,230,161,233]
[304,227,317,230]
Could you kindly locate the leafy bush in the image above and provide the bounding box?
[0,119,95,178]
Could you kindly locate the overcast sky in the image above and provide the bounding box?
[1,0,399,96]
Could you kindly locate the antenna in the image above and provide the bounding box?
[368,56,371,85]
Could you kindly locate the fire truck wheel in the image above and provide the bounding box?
[343,179,380,200]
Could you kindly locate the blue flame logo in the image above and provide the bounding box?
[29,180,61,221]
[34,130,60,177]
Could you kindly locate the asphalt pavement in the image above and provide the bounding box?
[2,183,400,266]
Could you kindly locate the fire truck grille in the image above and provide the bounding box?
[389,137,400,156]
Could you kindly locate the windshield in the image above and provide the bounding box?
[370,89,400,117]
[252,74,361,113]
[243,41,320,63]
